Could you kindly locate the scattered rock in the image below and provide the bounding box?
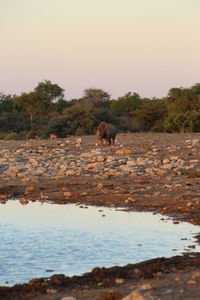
[19,198,29,205]
[103,291,122,300]
[25,186,35,192]
[115,149,132,155]
[192,139,199,146]
[64,192,73,197]
[187,280,197,285]
[60,297,77,300]
[122,290,146,300]
[46,288,58,294]
[115,278,124,284]
[139,283,153,290]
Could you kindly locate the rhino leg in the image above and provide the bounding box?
[108,137,112,145]
[112,137,115,145]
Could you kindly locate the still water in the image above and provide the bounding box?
[0,200,200,286]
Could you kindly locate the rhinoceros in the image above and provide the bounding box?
[96,121,117,145]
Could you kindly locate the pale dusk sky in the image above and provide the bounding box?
[0,0,200,99]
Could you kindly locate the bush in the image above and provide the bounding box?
[4,132,19,140]
[163,111,200,133]
[0,131,5,140]
[151,120,165,132]
[37,127,50,139]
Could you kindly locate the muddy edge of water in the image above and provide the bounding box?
[0,133,200,299]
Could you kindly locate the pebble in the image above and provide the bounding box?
[25,186,35,192]
[187,280,197,284]
[115,278,124,284]
[139,283,153,290]
[174,276,181,281]
[60,297,77,300]
[46,288,57,294]
[164,289,173,294]
[191,271,200,279]
[192,139,199,145]
[19,198,29,205]
[122,290,145,300]
[115,149,132,155]
[64,192,73,197]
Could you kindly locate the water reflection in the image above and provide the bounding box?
[0,200,199,286]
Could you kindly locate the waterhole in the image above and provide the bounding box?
[0,200,199,286]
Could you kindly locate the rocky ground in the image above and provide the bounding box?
[0,133,200,300]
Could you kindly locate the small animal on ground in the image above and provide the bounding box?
[96,121,117,145]
[50,133,58,139]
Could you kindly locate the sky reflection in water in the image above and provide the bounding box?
[0,200,199,286]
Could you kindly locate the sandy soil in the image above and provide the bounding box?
[0,133,200,300]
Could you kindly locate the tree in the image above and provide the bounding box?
[63,103,95,135]
[83,88,110,110]
[15,92,39,126]
[15,80,65,128]
[110,92,141,115]
[163,111,200,133]
[167,84,200,114]
[191,83,200,95]
[34,80,64,103]
[0,93,16,113]
[46,115,68,138]
[184,111,200,132]
[133,100,167,132]
[0,111,29,133]
[165,84,200,132]
[52,99,71,113]
[167,87,183,101]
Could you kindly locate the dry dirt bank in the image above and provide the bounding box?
[0,133,200,299]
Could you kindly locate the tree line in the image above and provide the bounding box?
[0,80,200,140]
